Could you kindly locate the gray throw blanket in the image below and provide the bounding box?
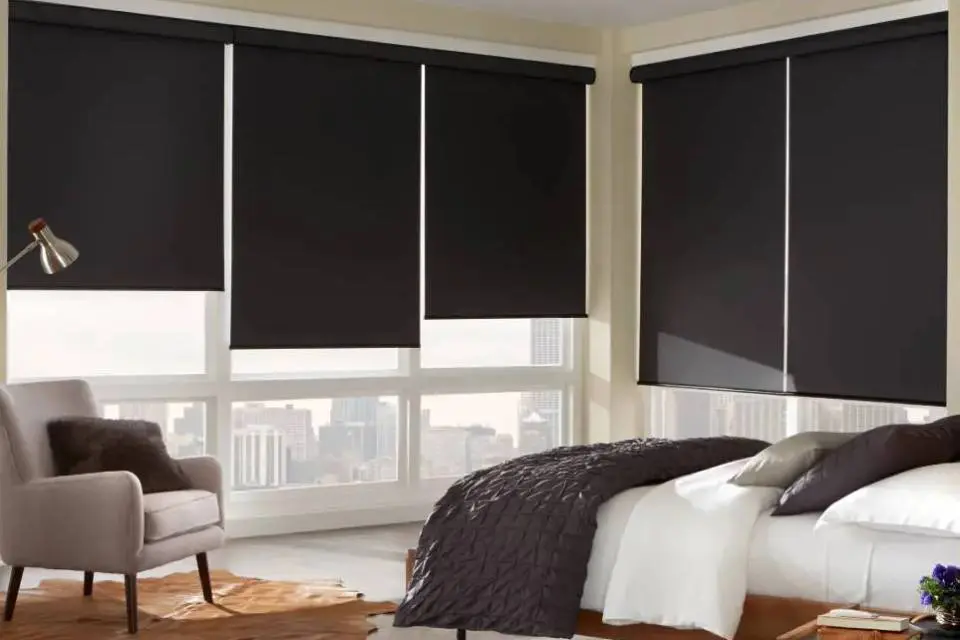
[394,436,769,638]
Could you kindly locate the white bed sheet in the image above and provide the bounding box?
[583,493,960,615]
[749,513,960,612]
[580,486,655,611]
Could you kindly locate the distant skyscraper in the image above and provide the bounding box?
[233,403,313,461]
[530,318,563,366]
[172,403,205,457]
[719,393,786,441]
[331,397,379,426]
[521,319,564,443]
[661,388,713,439]
[233,426,287,489]
[518,412,552,455]
[116,402,168,431]
[328,397,396,481]
[841,402,909,433]
[421,427,469,478]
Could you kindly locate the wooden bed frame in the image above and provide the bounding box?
[403,548,914,639]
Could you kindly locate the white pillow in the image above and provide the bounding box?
[816,463,960,538]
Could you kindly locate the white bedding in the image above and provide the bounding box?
[580,485,656,611]
[580,478,960,633]
[600,459,781,639]
[751,515,960,612]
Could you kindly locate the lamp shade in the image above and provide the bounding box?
[29,218,78,274]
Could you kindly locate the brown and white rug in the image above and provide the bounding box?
[0,569,396,639]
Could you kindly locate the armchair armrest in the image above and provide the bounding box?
[1,471,144,573]
[178,456,223,526]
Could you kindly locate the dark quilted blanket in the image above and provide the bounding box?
[394,436,769,638]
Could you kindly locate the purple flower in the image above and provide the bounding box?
[922,592,934,607]
[934,564,948,582]
[946,566,960,584]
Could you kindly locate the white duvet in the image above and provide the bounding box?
[601,459,782,640]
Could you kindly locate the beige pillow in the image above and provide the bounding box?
[729,431,854,488]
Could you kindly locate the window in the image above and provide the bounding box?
[101,401,207,458]
[421,318,566,368]
[231,349,399,378]
[2,8,584,534]
[7,291,206,379]
[644,386,947,443]
[231,397,399,491]
[421,390,563,478]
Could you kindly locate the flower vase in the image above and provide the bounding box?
[937,607,960,629]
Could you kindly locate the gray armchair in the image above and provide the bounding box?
[0,379,225,633]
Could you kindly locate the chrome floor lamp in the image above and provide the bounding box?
[1,218,78,275]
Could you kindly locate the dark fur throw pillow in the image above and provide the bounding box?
[47,417,191,494]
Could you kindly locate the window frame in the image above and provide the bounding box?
[8,290,584,528]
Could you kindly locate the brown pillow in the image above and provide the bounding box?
[773,415,960,516]
[47,417,191,494]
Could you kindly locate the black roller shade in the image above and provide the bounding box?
[788,34,947,406]
[231,45,421,349]
[8,20,225,290]
[235,27,595,84]
[11,0,232,42]
[424,67,587,320]
[638,60,787,392]
[631,12,946,83]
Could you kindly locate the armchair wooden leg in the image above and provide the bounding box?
[124,574,138,634]
[196,553,214,603]
[3,566,24,622]
[83,571,94,596]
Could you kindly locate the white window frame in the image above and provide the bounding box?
[36,299,583,533]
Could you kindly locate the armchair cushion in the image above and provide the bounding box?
[47,417,191,494]
[143,490,219,542]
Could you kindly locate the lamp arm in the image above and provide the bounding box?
[0,240,39,275]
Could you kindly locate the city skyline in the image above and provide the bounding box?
[646,386,946,442]
[98,317,565,490]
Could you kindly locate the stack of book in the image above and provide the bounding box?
[816,609,919,639]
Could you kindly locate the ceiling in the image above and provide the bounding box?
[409,0,763,27]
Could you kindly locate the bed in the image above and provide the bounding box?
[405,510,948,638]
[397,423,960,639]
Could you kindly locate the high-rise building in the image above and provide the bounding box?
[521,319,564,442]
[331,397,379,426]
[658,387,714,438]
[172,403,205,457]
[464,425,498,472]
[719,393,787,441]
[421,427,469,478]
[115,402,169,432]
[518,411,553,454]
[328,397,397,482]
[530,318,563,366]
[233,425,287,489]
[233,403,314,461]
